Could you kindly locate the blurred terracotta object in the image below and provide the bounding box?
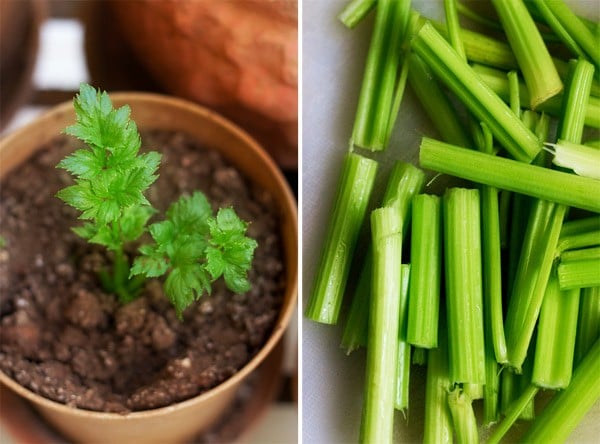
[0,0,44,129]
[108,0,298,168]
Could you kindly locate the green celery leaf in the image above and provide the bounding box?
[167,191,212,235]
[130,251,169,278]
[89,224,120,250]
[120,205,156,242]
[56,149,105,180]
[56,182,99,215]
[164,265,211,318]
[72,222,98,240]
[149,220,176,246]
[224,267,252,294]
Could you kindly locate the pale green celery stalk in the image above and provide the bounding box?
[491,0,563,108]
[360,207,402,444]
[424,325,453,444]
[487,385,539,444]
[500,369,518,414]
[532,268,580,388]
[507,70,521,116]
[518,352,536,419]
[547,139,600,179]
[406,194,441,349]
[462,383,483,400]
[406,52,472,148]
[456,1,502,31]
[471,64,600,128]
[539,0,600,70]
[385,56,410,144]
[338,0,376,29]
[557,230,600,253]
[351,0,410,150]
[447,388,478,444]
[557,258,600,289]
[411,22,541,162]
[413,347,427,365]
[560,215,600,238]
[341,161,424,352]
[522,338,600,443]
[419,138,600,213]
[306,153,378,324]
[574,287,600,365]
[561,246,600,262]
[444,0,466,60]
[395,264,411,412]
[483,348,500,425]
[444,188,486,384]
[556,59,595,144]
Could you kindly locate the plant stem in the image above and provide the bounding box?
[306,153,378,324]
[447,388,478,444]
[443,0,466,60]
[574,287,600,366]
[487,385,539,444]
[338,0,376,29]
[395,264,411,412]
[557,258,600,290]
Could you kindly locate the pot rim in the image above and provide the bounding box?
[0,91,298,420]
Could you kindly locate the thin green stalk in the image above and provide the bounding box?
[447,388,478,444]
[338,0,376,29]
[487,385,540,444]
[413,347,427,366]
[483,348,500,425]
[341,161,424,352]
[419,138,600,213]
[556,59,595,144]
[561,246,600,262]
[491,0,563,108]
[395,264,411,412]
[411,21,541,162]
[444,0,466,60]
[532,267,580,388]
[444,188,486,384]
[557,230,600,253]
[386,56,410,144]
[574,287,600,366]
[306,153,378,324]
[407,194,441,349]
[360,207,403,444]
[557,258,600,290]
[522,338,600,443]
[560,215,600,238]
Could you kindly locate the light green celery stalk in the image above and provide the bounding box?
[306,153,378,324]
[560,215,600,238]
[413,347,427,366]
[557,229,600,253]
[395,264,411,412]
[471,64,600,128]
[557,258,600,289]
[561,246,600,262]
[338,0,376,29]
[341,161,424,353]
[532,268,580,388]
[406,194,441,349]
[351,0,411,150]
[522,338,600,443]
[444,188,486,384]
[574,287,600,365]
[444,0,466,60]
[411,21,541,162]
[360,207,402,444]
[487,385,540,444]
[490,0,563,108]
[547,139,600,179]
[447,388,478,444]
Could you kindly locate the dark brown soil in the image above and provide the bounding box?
[0,130,285,413]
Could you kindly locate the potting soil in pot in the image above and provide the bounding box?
[0,130,285,413]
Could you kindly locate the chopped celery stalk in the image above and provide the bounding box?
[500,368,518,415]
[386,58,410,146]
[504,200,567,372]
[456,0,502,31]
[444,0,466,60]
[560,215,600,238]
[462,383,483,401]
[557,230,600,253]
[444,188,486,384]
[407,194,441,349]
[395,264,412,412]
[406,52,472,148]
[483,348,500,425]
[532,268,580,389]
[412,347,427,365]
[557,258,600,290]
[360,207,403,444]
[338,0,376,29]
[507,70,521,117]
[491,0,563,108]
[546,140,600,179]
[471,64,600,128]
[522,338,600,443]
[341,161,424,352]
[411,22,541,162]
[487,385,539,444]
[574,287,600,366]
[424,327,453,444]
[556,59,595,144]
[561,246,600,262]
[447,388,478,444]
[306,153,378,324]
[419,138,600,213]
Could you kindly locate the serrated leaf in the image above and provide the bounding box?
[149,220,175,246]
[223,268,252,294]
[120,205,155,242]
[164,265,211,318]
[167,191,212,235]
[205,246,226,280]
[72,222,98,240]
[89,225,120,250]
[56,182,98,214]
[130,253,169,278]
[57,149,105,180]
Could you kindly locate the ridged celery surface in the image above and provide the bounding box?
[574,287,600,365]
[338,0,376,29]
[395,264,412,412]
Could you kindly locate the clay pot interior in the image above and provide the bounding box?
[0,92,297,444]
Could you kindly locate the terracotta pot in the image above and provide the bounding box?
[0,93,298,444]
[0,0,44,129]
[88,0,298,169]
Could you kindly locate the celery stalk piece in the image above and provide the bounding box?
[341,161,424,352]
[574,287,600,365]
[462,383,483,401]
[532,268,580,388]
[500,368,518,415]
[406,52,472,148]
[338,0,376,29]
[444,188,486,384]
[423,326,454,444]
[444,0,466,60]
[547,139,600,179]
[419,138,600,213]
[360,207,403,444]
[556,59,595,144]
[487,385,540,444]
[471,64,600,128]
[522,338,600,443]
[395,264,411,412]
[306,153,378,324]
[561,246,600,262]
[385,57,410,145]
[411,22,541,162]
[407,194,441,349]
[447,388,478,444]
[507,70,521,117]
[491,0,563,108]
[557,258,600,290]
[412,347,427,365]
[560,215,600,238]
[557,230,600,253]
[483,349,500,425]
[586,139,600,148]
[351,0,411,151]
